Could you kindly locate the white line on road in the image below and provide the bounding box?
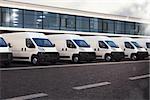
[129,74,150,80]
[0,60,149,71]
[72,82,111,90]
[5,93,48,100]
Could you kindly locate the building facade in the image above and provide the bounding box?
[0,0,150,37]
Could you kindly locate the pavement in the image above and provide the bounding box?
[0,60,149,100]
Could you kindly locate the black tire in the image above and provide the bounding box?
[130,54,137,61]
[31,56,39,65]
[105,54,112,62]
[72,56,79,63]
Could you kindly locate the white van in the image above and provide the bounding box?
[112,37,148,60]
[83,36,124,61]
[0,35,12,67]
[47,34,96,63]
[2,32,59,65]
[134,37,150,56]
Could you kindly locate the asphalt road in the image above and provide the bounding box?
[0,60,150,100]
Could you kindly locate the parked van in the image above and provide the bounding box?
[2,32,59,65]
[134,37,150,56]
[112,37,148,60]
[0,35,12,67]
[83,36,124,61]
[47,34,96,63]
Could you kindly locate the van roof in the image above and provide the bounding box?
[47,34,83,39]
[2,32,48,39]
[84,36,112,41]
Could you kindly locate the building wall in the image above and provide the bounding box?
[0,0,149,36]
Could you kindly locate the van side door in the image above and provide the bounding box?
[61,40,77,60]
[98,41,109,59]
[24,38,36,61]
[124,42,135,58]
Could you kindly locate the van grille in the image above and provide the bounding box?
[0,53,12,61]
[79,52,96,61]
[37,52,59,63]
[111,52,124,60]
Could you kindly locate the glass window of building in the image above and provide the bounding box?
[98,19,103,32]
[76,16,90,32]
[9,8,23,28]
[125,22,135,34]
[43,12,60,30]
[24,10,43,29]
[0,7,1,26]
[103,20,114,33]
[90,18,99,32]
[115,21,125,34]
[1,7,10,27]
[60,15,75,31]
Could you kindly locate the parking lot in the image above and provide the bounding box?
[0,60,149,100]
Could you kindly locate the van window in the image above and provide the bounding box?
[124,42,134,49]
[99,41,108,49]
[66,40,76,48]
[0,37,7,47]
[146,42,150,48]
[131,41,142,48]
[73,39,90,48]
[32,38,54,47]
[26,38,35,48]
[105,40,119,48]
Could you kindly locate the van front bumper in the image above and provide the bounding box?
[137,51,149,59]
[37,52,59,64]
[0,53,12,64]
[111,52,125,61]
[79,52,96,61]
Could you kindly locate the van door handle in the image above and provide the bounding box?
[21,48,23,51]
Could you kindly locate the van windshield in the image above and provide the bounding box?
[32,38,54,47]
[0,37,7,47]
[146,42,150,48]
[131,41,142,48]
[73,39,90,48]
[105,40,119,48]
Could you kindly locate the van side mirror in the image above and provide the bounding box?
[124,48,125,51]
[52,44,55,47]
[8,43,12,48]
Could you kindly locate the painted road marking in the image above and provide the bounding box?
[129,74,150,80]
[73,82,111,90]
[5,93,48,100]
[0,60,149,71]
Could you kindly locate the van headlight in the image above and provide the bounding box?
[38,47,45,52]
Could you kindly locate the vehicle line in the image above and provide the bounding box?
[129,74,150,80]
[72,82,111,90]
[0,60,149,71]
[5,93,48,100]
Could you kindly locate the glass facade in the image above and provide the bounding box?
[60,15,75,31]
[76,16,90,32]
[24,10,42,29]
[0,6,147,35]
[103,20,114,33]
[115,21,124,34]
[43,12,60,30]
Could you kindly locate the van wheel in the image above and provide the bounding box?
[72,56,79,63]
[31,56,39,65]
[130,54,137,61]
[105,54,111,62]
